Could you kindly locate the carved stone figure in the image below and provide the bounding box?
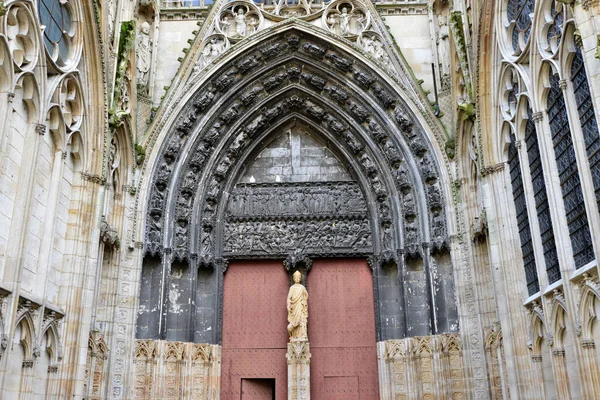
[340,8,350,36]
[437,16,451,76]
[197,37,225,70]
[287,271,308,341]
[235,7,247,36]
[136,22,152,86]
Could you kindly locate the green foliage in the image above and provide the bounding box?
[135,143,146,166]
[445,136,456,160]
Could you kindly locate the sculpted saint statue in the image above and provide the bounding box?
[287,271,308,341]
[136,22,152,86]
[235,8,247,36]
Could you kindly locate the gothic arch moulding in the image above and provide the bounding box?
[136,23,458,343]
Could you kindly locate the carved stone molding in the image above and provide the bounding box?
[100,216,120,250]
[286,340,311,365]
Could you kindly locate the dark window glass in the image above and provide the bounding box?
[547,72,595,268]
[525,109,560,283]
[506,0,534,51]
[508,134,540,295]
[38,0,72,66]
[571,47,600,212]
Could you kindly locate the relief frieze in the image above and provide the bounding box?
[226,182,367,218]
[223,218,372,256]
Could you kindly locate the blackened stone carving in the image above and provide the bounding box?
[287,65,301,80]
[301,73,327,91]
[177,192,193,220]
[204,122,223,145]
[263,72,288,91]
[348,101,368,123]
[287,35,300,49]
[182,165,200,193]
[283,253,313,272]
[372,84,396,109]
[237,55,261,74]
[427,183,442,211]
[359,153,377,177]
[383,139,403,167]
[148,189,165,215]
[228,132,248,157]
[190,142,212,168]
[176,114,197,135]
[194,91,215,112]
[403,192,417,219]
[431,209,448,253]
[404,221,421,258]
[146,213,163,256]
[240,87,262,106]
[224,218,372,256]
[368,119,387,143]
[344,132,365,155]
[214,157,233,181]
[323,114,346,134]
[392,163,412,192]
[327,86,349,103]
[326,53,353,72]
[261,42,286,59]
[302,42,326,58]
[394,108,414,133]
[156,162,173,184]
[226,182,367,218]
[354,70,374,88]
[408,130,428,156]
[174,220,188,261]
[215,72,237,92]
[421,153,438,183]
[164,138,183,164]
[220,104,240,125]
[303,100,325,121]
[370,176,387,200]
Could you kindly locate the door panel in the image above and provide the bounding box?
[308,259,380,399]
[222,261,288,400]
[241,379,275,400]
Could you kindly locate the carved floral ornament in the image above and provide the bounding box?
[143,30,449,266]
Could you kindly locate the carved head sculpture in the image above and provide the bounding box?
[438,15,447,26]
[141,22,151,35]
[293,270,302,284]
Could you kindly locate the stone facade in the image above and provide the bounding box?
[0,0,599,399]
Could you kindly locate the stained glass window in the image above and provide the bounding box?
[547,72,595,268]
[508,133,540,295]
[506,0,534,53]
[39,0,72,66]
[525,109,560,283]
[571,47,600,212]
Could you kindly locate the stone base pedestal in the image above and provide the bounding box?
[287,340,311,400]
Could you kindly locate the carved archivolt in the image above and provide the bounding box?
[144,30,449,268]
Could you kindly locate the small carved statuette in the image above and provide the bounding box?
[136,22,152,86]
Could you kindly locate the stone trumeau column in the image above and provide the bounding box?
[287,340,311,400]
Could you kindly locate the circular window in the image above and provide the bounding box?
[38,0,73,67]
[505,0,533,56]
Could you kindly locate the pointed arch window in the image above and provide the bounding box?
[508,132,540,294]
[547,72,595,268]
[571,47,600,211]
[524,108,560,283]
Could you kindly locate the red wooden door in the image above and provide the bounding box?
[222,261,288,400]
[308,259,380,400]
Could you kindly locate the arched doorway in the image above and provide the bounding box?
[137,25,457,399]
[220,124,379,398]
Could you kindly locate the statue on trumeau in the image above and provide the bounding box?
[287,271,308,341]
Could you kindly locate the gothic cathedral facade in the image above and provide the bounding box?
[0,0,600,398]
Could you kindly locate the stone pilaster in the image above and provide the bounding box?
[287,340,310,400]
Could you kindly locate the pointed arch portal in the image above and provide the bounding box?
[137,24,458,397]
